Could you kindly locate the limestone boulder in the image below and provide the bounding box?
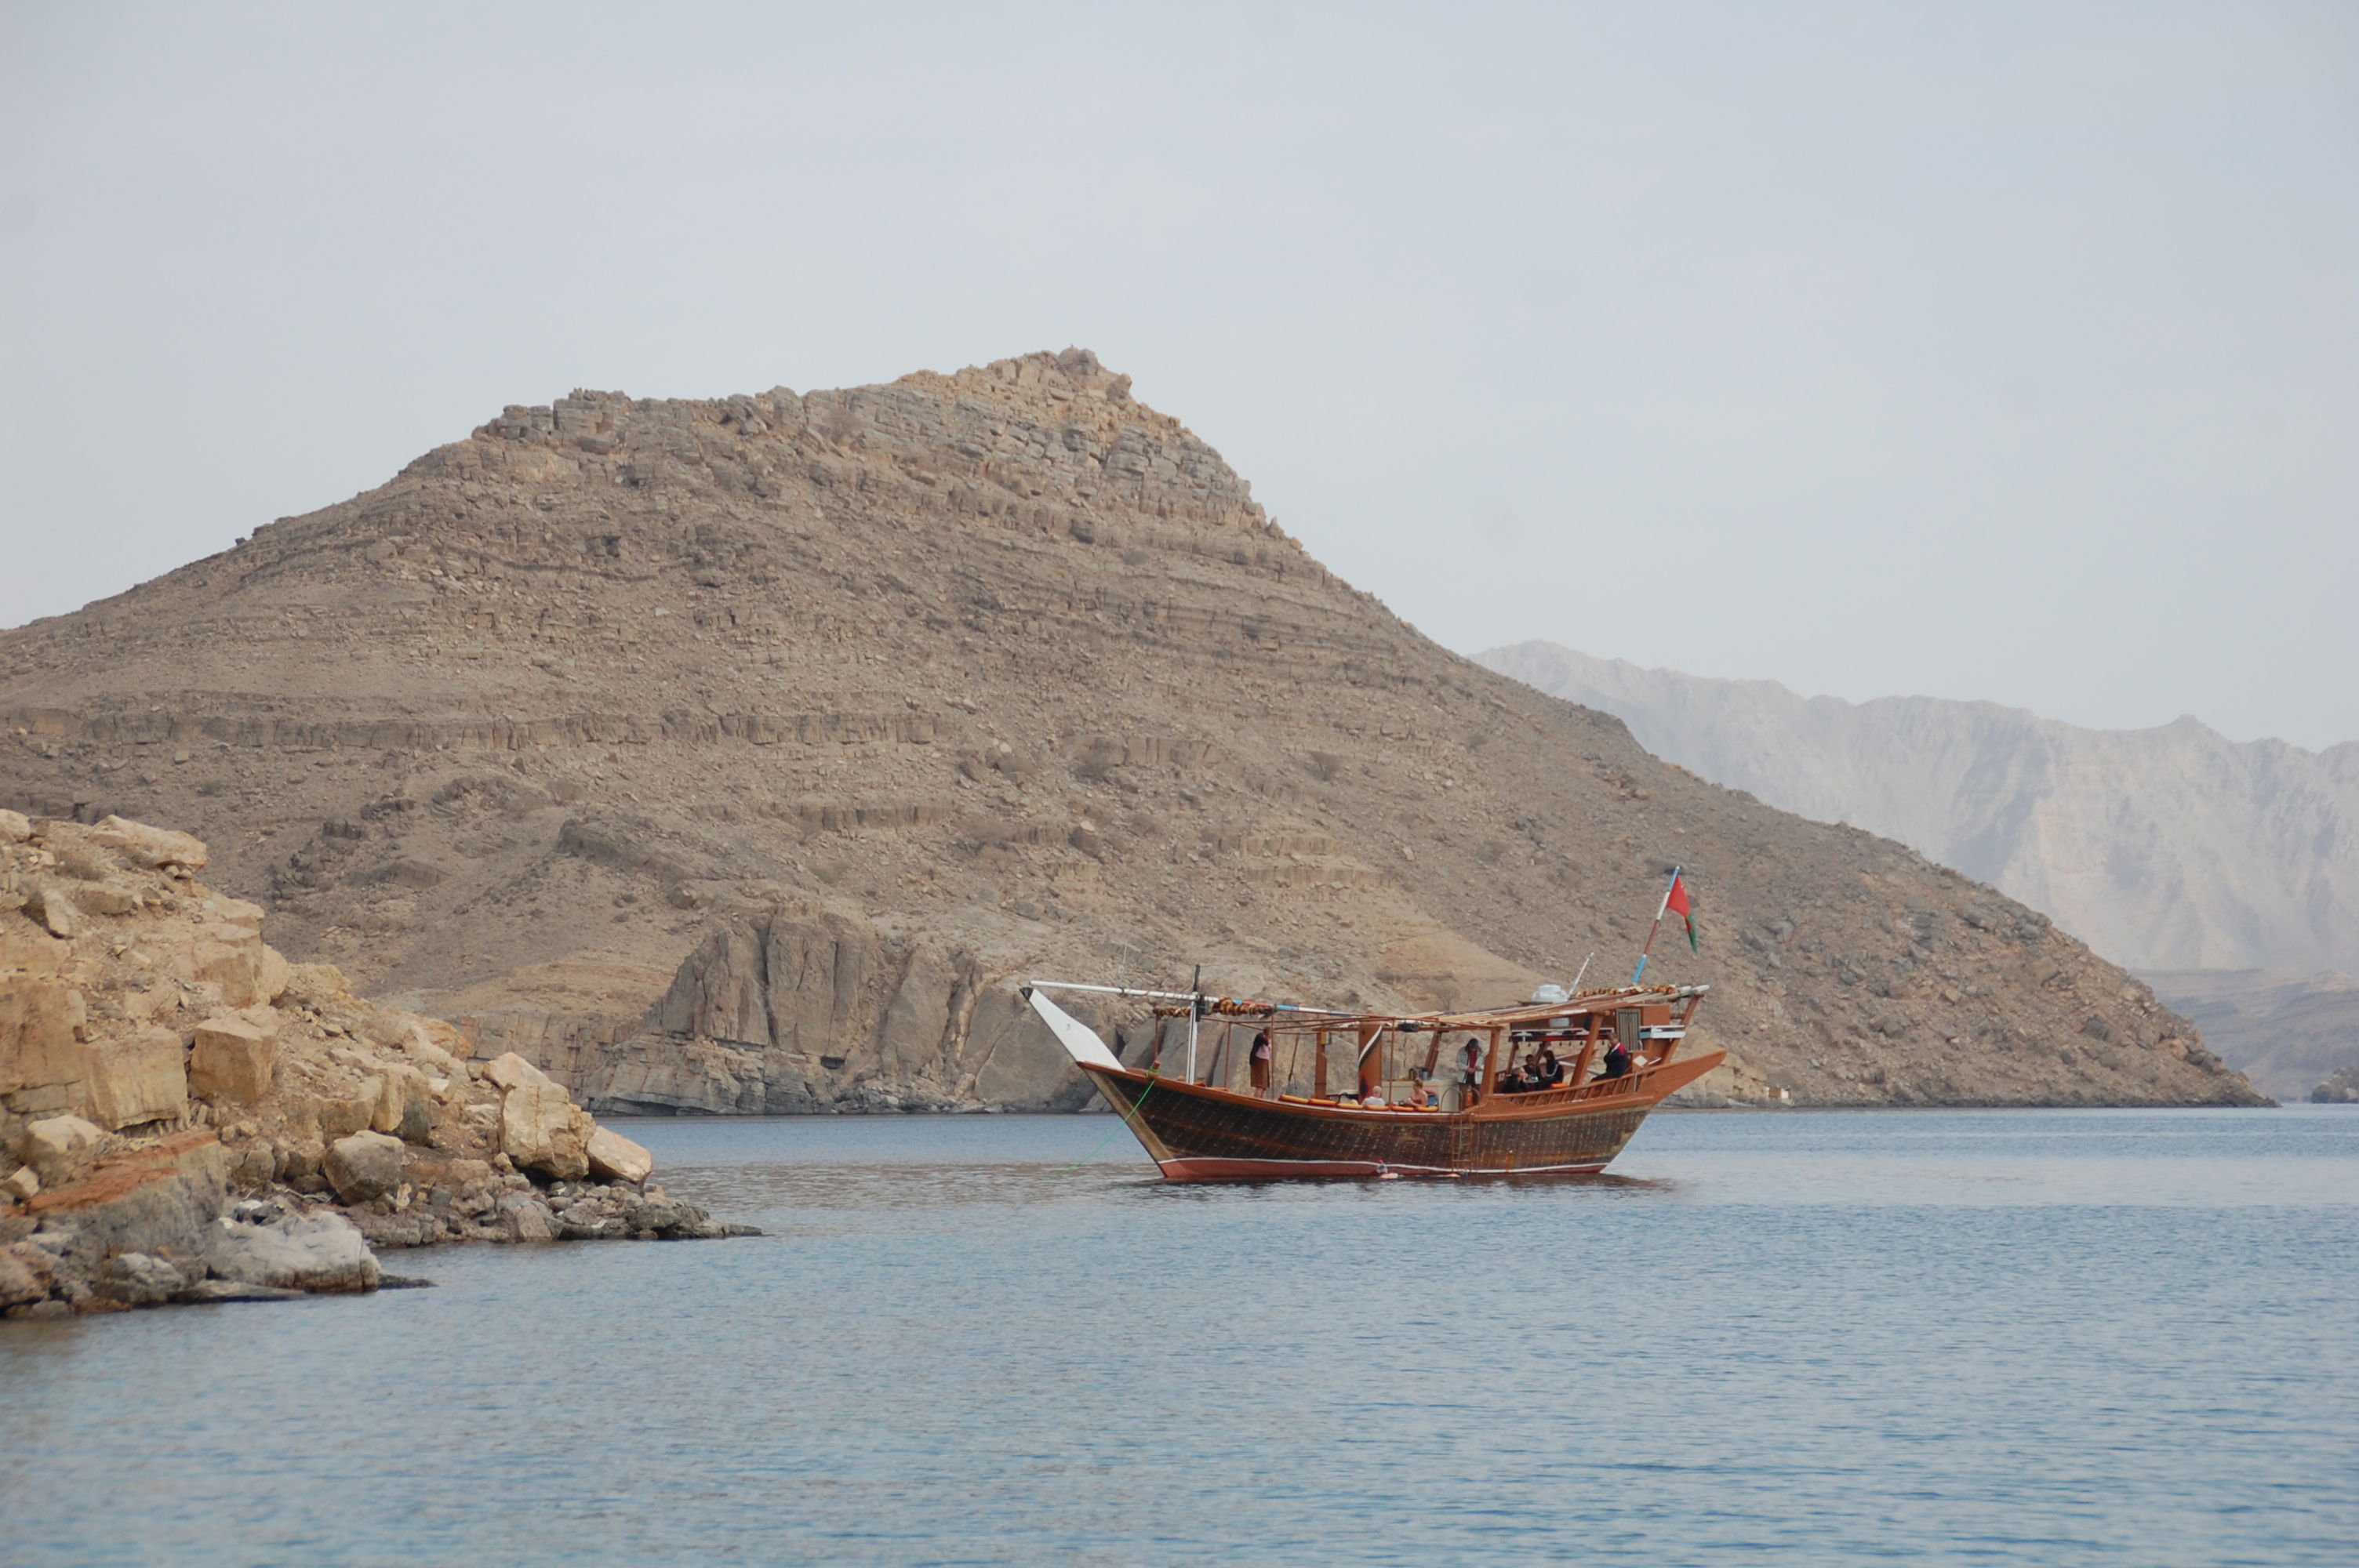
[620,1190,734,1240]
[93,1250,186,1307]
[493,1189,556,1242]
[500,1080,591,1180]
[0,808,30,843]
[20,1131,229,1275]
[85,816,209,875]
[585,1123,654,1185]
[188,1014,278,1104]
[0,935,86,1096]
[186,932,270,1008]
[258,944,292,1004]
[361,1009,462,1070]
[323,1130,405,1203]
[67,882,139,917]
[210,897,266,934]
[25,884,78,939]
[278,961,353,1009]
[367,1009,464,1075]
[16,1114,106,1187]
[482,1051,554,1091]
[229,1142,277,1188]
[0,1241,56,1308]
[313,1094,373,1139]
[366,1064,434,1144]
[84,1026,190,1129]
[206,1210,380,1293]
[279,1138,325,1191]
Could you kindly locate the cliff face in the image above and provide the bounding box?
[1478,641,2359,975]
[1,351,2259,1109]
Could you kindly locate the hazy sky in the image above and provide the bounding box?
[5,4,2354,747]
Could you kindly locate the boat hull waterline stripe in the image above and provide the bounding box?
[1152,1156,1612,1181]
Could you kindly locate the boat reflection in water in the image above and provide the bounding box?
[1022,978,1722,1180]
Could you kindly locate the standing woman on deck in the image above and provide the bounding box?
[1249,1031,1273,1098]
[1460,1035,1485,1106]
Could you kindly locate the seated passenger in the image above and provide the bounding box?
[1536,1046,1563,1087]
[1361,1086,1387,1109]
[1601,1040,1631,1079]
[1404,1079,1436,1109]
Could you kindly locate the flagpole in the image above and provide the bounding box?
[1632,866,1682,984]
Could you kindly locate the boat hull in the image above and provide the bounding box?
[1078,1050,1725,1180]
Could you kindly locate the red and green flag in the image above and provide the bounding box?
[1665,871,1697,951]
[1631,866,1699,982]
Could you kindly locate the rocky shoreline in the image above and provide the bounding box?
[3,811,755,1320]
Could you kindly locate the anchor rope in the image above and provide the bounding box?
[1049,1076,1158,1177]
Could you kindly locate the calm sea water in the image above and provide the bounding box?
[3,1107,2355,1566]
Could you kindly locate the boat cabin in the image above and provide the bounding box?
[1123,985,1707,1113]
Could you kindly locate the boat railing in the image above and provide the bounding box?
[1180,1055,1685,1113]
[1484,1059,1671,1108]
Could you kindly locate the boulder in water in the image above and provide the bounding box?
[207,1210,380,1293]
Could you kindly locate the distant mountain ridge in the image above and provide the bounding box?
[1478,641,2359,976]
[1478,641,2359,1098]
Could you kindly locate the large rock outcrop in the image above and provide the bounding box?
[532,906,1096,1114]
[0,354,2264,1109]
[0,815,750,1318]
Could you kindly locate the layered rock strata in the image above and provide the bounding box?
[0,352,2263,1109]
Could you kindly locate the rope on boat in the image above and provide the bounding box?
[1048,1075,1158,1178]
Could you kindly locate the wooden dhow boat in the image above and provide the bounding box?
[1022,978,1723,1180]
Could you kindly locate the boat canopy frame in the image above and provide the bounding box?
[1022,978,1710,1103]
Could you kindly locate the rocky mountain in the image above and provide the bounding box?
[1477,641,2359,1098]
[0,351,2258,1110]
[1477,641,2359,975]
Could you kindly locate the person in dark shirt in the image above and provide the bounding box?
[1601,1037,1632,1079]
[1536,1045,1562,1087]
